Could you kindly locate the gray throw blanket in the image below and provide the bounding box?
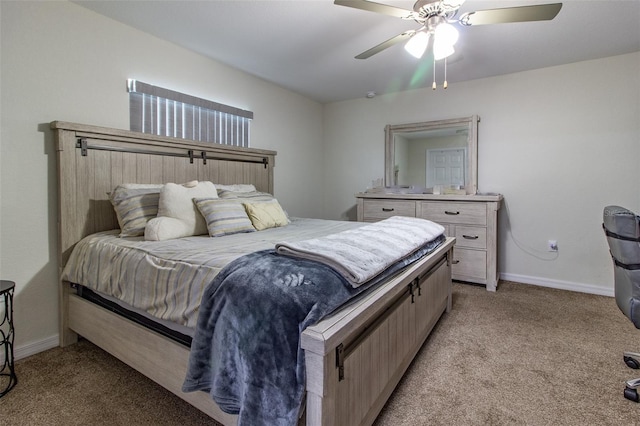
[275,216,445,288]
[182,235,445,426]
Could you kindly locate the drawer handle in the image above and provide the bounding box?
[463,235,479,240]
[382,208,395,212]
[445,210,460,215]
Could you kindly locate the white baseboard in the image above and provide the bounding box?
[499,273,614,297]
[14,335,59,361]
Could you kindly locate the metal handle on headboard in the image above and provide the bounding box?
[77,138,269,167]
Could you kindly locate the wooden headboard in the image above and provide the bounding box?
[52,121,276,267]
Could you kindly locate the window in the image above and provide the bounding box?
[127,79,253,147]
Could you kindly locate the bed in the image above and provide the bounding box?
[53,121,455,426]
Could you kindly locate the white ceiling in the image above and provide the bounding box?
[74,0,640,104]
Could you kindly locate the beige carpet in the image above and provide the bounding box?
[2,281,639,425]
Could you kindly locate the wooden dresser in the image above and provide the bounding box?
[356,192,503,291]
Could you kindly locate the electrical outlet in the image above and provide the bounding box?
[548,240,558,252]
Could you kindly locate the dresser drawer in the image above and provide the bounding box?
[453,226,487,249]
[420,202,487,226]
[362,200,416,220]
[452,248,487,281]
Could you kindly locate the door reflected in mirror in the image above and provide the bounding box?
[385,116,478,195]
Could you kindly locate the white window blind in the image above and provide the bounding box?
[127,79,253,147]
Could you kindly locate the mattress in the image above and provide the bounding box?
[61,217,365,330]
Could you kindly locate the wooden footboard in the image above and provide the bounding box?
[302,240,453,425]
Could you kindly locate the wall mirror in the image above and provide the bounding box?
[384,115,478,195]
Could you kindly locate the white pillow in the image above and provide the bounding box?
[144,216,198,241]
[144,181,218,241]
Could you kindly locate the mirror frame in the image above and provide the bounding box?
[385,115,479,195]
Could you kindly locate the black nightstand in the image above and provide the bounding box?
[0,280,17,397]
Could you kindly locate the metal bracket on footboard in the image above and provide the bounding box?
[336,343,345,381]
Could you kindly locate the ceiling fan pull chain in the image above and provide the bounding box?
[444,57,448,89]
[432,57,437,90]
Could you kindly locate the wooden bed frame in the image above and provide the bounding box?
[53,121,455,426]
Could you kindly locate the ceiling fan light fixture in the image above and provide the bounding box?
[434,22,459,46]
[404,31,430,59]
[433,40,455,60]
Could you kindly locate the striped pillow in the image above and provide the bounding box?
[109,184,163,237]
[214,184,256,193]
[194,198,256,237]
[217,189,276,202]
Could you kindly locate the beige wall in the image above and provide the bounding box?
[0,1,324,355]
[323,52,640,294]
[2,0,639,358]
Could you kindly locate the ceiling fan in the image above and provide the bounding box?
[335,0,562,60]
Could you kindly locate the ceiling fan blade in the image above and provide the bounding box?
[355,30,415,59]
[460,3,562,26]
[334,0,413,19]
